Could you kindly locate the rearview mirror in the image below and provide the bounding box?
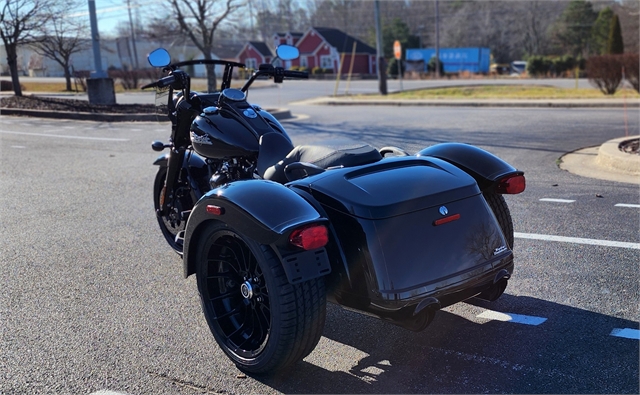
[276,45,299,61]
[148,48,171,67]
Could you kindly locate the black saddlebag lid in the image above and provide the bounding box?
[306,157,480,219]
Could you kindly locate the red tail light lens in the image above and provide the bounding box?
[206,205,225,215]
[289,224,329,250]
[497,174,526,194]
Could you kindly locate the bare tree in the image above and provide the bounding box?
[0,0,52,96]
[169,0,244,92]
[31,1,89,91]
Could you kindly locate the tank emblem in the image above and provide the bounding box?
[243,108,258,119]
[439,206,448,216]
[190,131,213,145]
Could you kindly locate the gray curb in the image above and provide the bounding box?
[596,136,640,176]
[300,97,640,108]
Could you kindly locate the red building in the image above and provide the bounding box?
[236,41,273,70]
[272,31,303,49]
[237,27,377,75]
[293,27,377,75]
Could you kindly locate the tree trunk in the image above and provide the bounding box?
[6,44,23,96]
[205,63,216,92]
[64,66,72,91]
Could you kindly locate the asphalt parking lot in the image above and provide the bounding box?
[1,96,638,394]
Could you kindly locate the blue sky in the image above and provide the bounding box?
[74,0,147,36]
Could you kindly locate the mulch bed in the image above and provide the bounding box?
[620,138,639,155]
[0,95,157,114]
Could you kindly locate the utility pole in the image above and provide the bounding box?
[374,0,387,95]
[88,0,105,78]
[435,0,440,78]
[87,0,115,105]
[127,0,139,69]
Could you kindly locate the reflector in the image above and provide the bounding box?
[289,224,329,250]
[497,174,526,194]
[206,205,224,215]
[434,214,461,226]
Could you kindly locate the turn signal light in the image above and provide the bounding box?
[497,174,526,194]
[289,224,329,250]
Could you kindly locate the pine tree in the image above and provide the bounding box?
[607,14,624,54]
[591,7,614,55]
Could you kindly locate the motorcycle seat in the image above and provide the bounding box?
[258,133,382,183]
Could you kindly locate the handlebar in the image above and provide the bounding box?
[283,70,309,79]
[141,75,176,90]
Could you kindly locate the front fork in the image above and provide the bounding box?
[159,147,186,216]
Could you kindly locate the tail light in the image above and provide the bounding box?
[289,224,329,250]
[496,174,526,194]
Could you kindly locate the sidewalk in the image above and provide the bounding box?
[559,136,640,185]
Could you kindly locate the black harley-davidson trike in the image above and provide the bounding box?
[142,45,525,374]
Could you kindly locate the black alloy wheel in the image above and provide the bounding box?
[196,222,326,374]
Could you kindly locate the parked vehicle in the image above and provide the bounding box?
[142,44,525,374]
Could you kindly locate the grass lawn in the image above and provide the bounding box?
[354,84,640,100]
[5,81,640,100]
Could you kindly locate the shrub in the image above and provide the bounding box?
[109,67,145,90]
[427,57,444,76]
[552,55,576,76]
[526,56,552,77]
[621,53,639,92]
[72,67,90,92]
[586,54,623,94]
[1,80,14,91]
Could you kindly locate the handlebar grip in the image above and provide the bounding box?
[157,75,176,88]
[141,75,176,90]
[284,70,309,79]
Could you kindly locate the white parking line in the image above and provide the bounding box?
[539,198,576,203]
[515,232,640,249]
[0,130,128,141]
[615,203,640,208]
[610,328,640,340]
[477,310,547,326]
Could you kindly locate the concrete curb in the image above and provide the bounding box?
[0,107,292,122]
[559,136,640,185]
[595,136,640,176]
[297,97,640,108]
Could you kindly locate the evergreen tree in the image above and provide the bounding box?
[552,0,597,57]
[607,14,624,54]
[591,7,613,55]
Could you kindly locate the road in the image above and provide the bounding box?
[1,97,638,394]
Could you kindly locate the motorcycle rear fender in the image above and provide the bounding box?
[417,143,523,192]
[182,180,331,281]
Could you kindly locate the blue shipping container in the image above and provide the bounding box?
[405,47,491,74]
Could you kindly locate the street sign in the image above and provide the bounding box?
[393,40,402,60]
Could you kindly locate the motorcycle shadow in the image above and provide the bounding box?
[253,293,638,394]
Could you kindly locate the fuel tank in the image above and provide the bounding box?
[289,156,513,309]
[189,94,291,159]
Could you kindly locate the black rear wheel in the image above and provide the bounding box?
[483,191,514,248]
[479,191,514,303]
[196,222,326,374]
